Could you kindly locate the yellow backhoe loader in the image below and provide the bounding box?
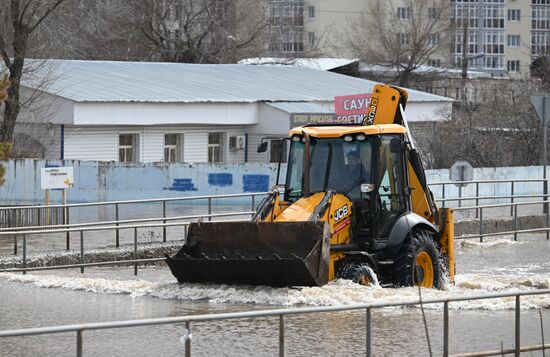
[166,84,454,288]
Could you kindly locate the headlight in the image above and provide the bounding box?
[292,135,301,142]
[356,134,366,141]
[343,135,353,142]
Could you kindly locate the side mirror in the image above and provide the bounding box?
[360,183,376,193]
[257,141,268,153]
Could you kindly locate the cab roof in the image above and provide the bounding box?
[288,124,407,138]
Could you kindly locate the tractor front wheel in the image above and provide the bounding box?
[336,261,378,286]
[393,230,441,289]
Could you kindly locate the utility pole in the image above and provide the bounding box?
[531,95,550,213]
[461,20,469,79]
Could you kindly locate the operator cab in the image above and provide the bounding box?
[282,130,409,248]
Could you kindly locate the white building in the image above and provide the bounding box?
[17,60,452,163]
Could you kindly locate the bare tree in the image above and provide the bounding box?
[125,0,270,64]
[0,0,67,143]
[347,0,451,87]
[33,1,132,60]
[531,53,550,92]
[421,80,542,169]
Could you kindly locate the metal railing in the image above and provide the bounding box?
[1,179,549,274]
[0,289,548,357]
[430,178,547,211]
[1,198,550,275]
[453,199,550,242]
[0,209,255,251]
[0,178,545,230]
[0,205,64,227]
[0,191,267,228]
[0,211,256,275]
[1,200,547,275]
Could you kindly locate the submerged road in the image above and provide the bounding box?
[0,236,549,356]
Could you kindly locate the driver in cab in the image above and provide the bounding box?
[344,151,361,180]
[332,150,364,198]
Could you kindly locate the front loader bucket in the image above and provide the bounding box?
[166,221,331,287]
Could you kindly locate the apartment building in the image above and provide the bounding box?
[451,0,533,77]
[267,0,550,77]
[267,0,366,57]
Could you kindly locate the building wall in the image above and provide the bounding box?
[253,103,292,135]
[63,125,247,163]
[505,0,532,77]
[17,90,75,125]
[0,159,282,204]
[303,0,366,57]
[64,126,119,161]
[73,102,258,126]
[405,101,451,121]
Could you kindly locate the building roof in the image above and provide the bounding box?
[21,59,452,103]
[238,57,359,71]
[360,64,502,79]
[266,102,333,113]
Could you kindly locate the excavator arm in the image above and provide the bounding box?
[366,84,437,222]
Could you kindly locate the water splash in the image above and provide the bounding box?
[1,272,548,310]
[459,239,524,249]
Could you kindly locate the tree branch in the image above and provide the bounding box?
[0,34,12,68]
[30,0,66,32]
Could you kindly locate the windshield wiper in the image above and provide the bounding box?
[343,177,364,195]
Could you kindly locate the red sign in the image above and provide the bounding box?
[334,93,372,123]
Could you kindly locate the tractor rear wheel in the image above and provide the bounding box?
[392,230,441,289]
[336,261,378,286]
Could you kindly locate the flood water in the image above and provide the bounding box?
[0,236,549,356]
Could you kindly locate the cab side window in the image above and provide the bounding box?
[376,135,406,237]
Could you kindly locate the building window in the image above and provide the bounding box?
[427,59,441,67]
[164,134,182,163]
[428,7,439,19]
[452,4,479,29]
[533,5,550,30]
[268,1,304,55]
[484,56,504,69]
[399,33,410,45]
[483,30,505,55]
[532,31,550,55]
[308,5,315,19]
[507,35,520,47]
[482,5,505,28]
[428,33,441,46]
[507,60,520,72]
[208,132,223,163]
[308,31,315,46]
[507,9,520,21]
[270,139,287,163]
[452,31,479,55]
[397,7,411,20]
[119,134,138,162]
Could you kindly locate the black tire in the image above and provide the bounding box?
[336,260,378,286]
[392,230,442,289]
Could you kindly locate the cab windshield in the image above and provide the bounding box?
[285,136,373,201]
